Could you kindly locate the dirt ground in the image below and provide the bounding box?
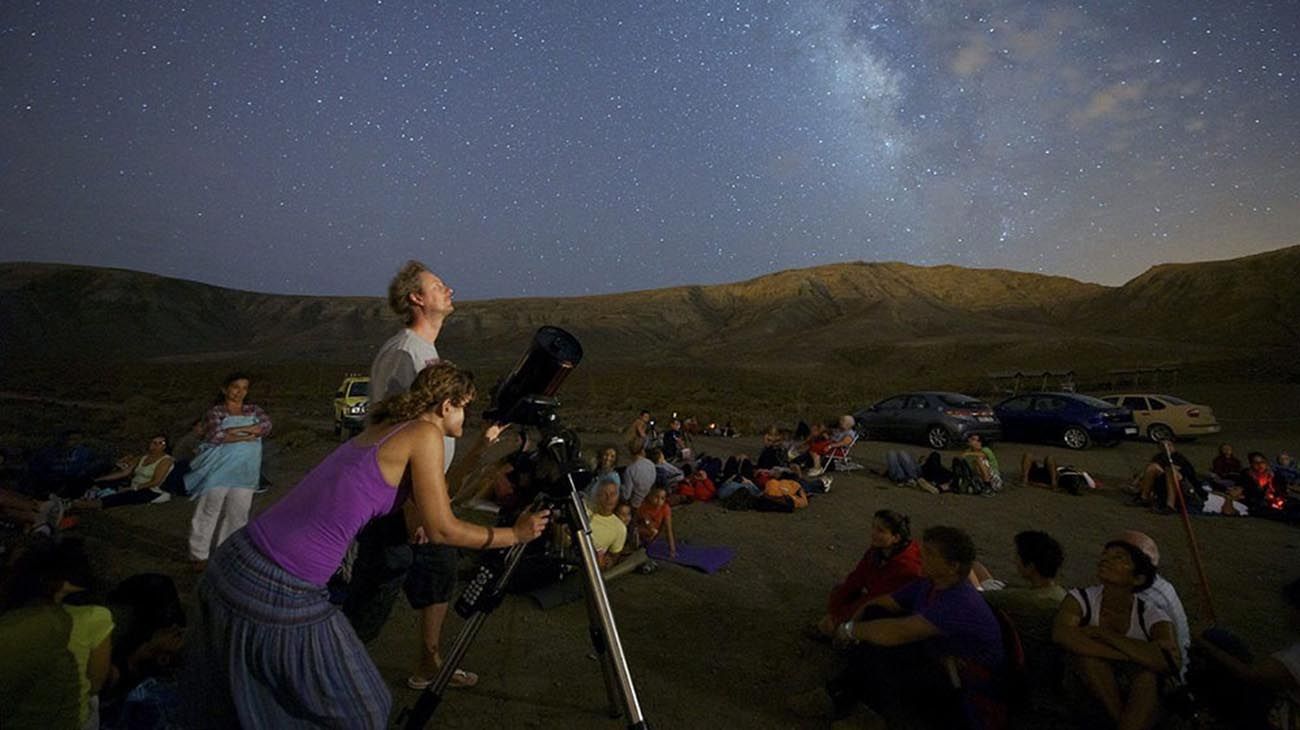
[56,398,1300,730]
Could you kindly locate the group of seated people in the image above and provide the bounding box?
[1,535,188,729]
[757,416,858,477]
[794,511,1300,730]
[1135,441,1299,521]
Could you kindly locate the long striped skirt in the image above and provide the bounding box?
[182,529,392,728]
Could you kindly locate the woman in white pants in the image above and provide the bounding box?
[184,372,271,571]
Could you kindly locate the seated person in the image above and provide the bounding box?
[587,479,630,570]
[74,434,175,509]
[634,486,676,558]
[806,526,1006,726]
[0,537,86,729]
[1136,441,1200,512]
[805,416,856,478]
[23,429,112,499]
[971,531,1067,685]
[1209,443,1243,490]
[1275,451,1299,488]
[660,419,685,462]
[1242,451,1296,519]
[1193,576,1300,730]
[1052,537,1181,730]
[621,439,656,508]
[672,463,716,505]
[813,509,921,639]
[1115,531,1191,679]
[583,445,622,501]
[959,434,1002,492]
[648,447,684,490]
[756,425,788,469]
[1021,453,1060,490]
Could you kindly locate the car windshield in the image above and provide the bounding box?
[1073,394,1116,409]
[1158,395,1189,405]
[938,394,983,408]
[348,382,370,397]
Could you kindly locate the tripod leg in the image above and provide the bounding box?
[401,541,529,730]
[578,548,627,718]
[566,488,650,729]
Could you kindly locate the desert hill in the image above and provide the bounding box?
[2,246,1297,379]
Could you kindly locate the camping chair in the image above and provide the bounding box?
[824,431,864,472]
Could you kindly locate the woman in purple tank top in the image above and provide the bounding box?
[184,361,551,729]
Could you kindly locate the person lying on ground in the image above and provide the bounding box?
[793,526,1005,726]
[0,488,64,535]
[1052,537,1181,730]
[1021,453,1060,490]
[1192,576,1300,730]
[73,434,176,510]
[635,486,676,558]
[812,509,921,639]
[882,450,949,493]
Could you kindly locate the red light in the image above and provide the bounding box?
[944,408,975,418]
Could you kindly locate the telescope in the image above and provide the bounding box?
[483,325,583,428]
[401,326,650,730]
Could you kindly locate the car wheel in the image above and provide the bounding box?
[926,426,951,449]
[1062,426,1090,450]
[1148,424,1174,443]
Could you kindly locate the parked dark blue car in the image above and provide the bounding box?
[994,392,1138,449]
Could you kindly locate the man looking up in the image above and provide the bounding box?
[344,261,481,690]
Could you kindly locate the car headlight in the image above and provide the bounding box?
[350,404,366,415]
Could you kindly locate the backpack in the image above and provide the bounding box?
[721,489,754,511]
[950,458,987,495]
[989,605,1029,707]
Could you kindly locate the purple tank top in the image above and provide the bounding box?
[246,423,411,585]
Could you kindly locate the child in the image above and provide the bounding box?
[635,486,676,558]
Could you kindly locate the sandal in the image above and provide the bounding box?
[406,669,479,691]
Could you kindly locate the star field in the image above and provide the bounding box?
[1,1,1297,298]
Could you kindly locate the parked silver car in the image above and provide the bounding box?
[853,392,1002,449]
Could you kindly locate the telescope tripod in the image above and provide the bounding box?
[399,475,649,729]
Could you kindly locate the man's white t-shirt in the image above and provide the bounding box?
[370,328,454,468]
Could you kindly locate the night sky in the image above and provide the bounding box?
[2,1,1297,299]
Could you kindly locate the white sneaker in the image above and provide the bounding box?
[149,490,172,504]
[807,467,825,477]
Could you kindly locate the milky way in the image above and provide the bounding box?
[2,1,1296,298]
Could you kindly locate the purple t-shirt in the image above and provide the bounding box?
[892,578,1005,668]
[246,433,407,585]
